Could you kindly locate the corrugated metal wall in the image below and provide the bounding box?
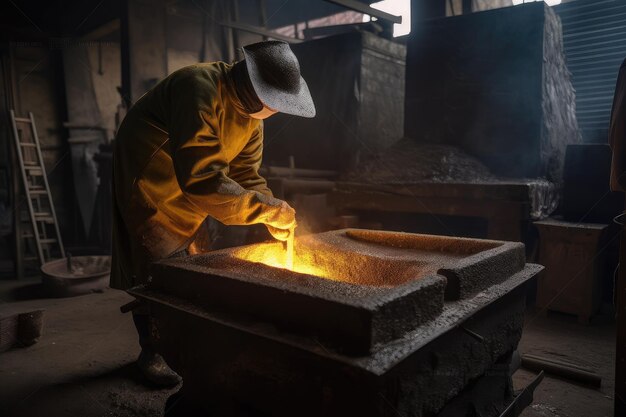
[555,0,626,142]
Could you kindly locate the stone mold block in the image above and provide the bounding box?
[149,229,524,355]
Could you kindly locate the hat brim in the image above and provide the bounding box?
[243,49,316,118]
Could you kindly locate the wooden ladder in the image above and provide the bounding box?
[10,110,65,273]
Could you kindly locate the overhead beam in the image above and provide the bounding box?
[220,21,303,43]
[324,0,402,24]
[302,22,383,39]
[82,18,120,41]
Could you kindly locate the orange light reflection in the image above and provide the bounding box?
[232,242,328,278]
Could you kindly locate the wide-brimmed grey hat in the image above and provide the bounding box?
[242,41,315,118]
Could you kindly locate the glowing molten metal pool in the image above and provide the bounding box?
[231,239,335,280]
[228,229,504,287]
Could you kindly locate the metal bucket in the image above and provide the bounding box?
[41,255,111,297]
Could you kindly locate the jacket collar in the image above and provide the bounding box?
[224,65,252,118]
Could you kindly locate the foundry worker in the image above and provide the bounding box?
[110,41,315,387]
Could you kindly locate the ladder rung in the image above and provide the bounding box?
[25,167,43,175]
[23,256,39,261]
[34,212,53,221]
[28,189,47,195]
[20,142,37,148]
[40,239,57,244]
[22,232,34,238]
[14,117,31,123]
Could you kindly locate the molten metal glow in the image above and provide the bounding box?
[233,242,330,278]
[285,232,294,270]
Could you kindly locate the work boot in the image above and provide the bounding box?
[133,313,182,387]
[136,349,182,387]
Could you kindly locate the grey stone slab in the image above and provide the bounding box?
[148,229,527,355]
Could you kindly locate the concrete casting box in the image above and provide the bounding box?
[130,229,541,416]
[149,229,525,354]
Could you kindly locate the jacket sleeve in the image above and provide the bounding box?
[228,122,273,197]
[167,68,281,226]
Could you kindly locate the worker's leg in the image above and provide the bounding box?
[113,180,183,387]
[133,310,182,387]
[131,245,193,387]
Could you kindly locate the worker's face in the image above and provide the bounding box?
[250,105,277,120]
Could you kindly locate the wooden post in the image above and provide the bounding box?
[259,0,268,41]
[119,0,168,105]
[3,48,24,279]
[231,0,240,53]
[462,0,472,14]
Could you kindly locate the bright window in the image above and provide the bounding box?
[513,0,562,6]
[363,0,411,37]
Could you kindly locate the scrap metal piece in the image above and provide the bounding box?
[521,353,601,388]
[499,371,544,417]
[120,299,142,314]
[0,309,45,352]
[461,326,485,343]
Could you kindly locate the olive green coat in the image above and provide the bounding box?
[111,62,280,290]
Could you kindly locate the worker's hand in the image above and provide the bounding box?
[264,200,296,241]
[266,224,294,241]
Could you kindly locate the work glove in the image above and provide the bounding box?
[264,200,296,241]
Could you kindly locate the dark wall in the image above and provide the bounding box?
[358,34,406,154]
[263,32,405,171]
[405,3,547,178]
[263,33,362,170]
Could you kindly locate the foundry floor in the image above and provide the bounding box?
[0,277,616,417]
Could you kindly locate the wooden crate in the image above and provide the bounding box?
[535,219,608,323]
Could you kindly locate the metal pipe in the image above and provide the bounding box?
[261,166,338,178]
[278,178,335,193]
[220,21,303,43]
[324,0,402,24]
[520,354,602,388]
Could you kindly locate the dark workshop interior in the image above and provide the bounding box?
[0,0,625,416]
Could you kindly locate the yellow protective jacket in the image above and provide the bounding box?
[111,62,280,290]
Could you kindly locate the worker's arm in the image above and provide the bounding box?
[167,69,294,236]
[228,125,293,240]
[228,122,273,197]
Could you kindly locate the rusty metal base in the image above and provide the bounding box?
[132,265,539,417]
[165,360,517,417]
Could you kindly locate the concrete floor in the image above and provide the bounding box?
[0,277,616,417]
[516,309,616,417]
